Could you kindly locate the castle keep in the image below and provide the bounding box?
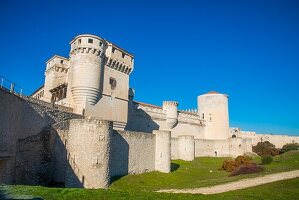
[1,34,299,188]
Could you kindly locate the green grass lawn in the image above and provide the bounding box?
[110,150,299,192]
[1,151,299,200]
[2,178,299,200]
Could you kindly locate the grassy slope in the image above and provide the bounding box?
[2,178,299,200]
[1,151,299,200]
[110,150,299,192]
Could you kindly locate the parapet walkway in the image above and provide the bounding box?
[158,169,299,194]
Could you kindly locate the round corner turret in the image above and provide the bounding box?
[163,101,179,129]
[69,34,108,107]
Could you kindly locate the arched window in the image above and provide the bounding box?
[232,134,236,138]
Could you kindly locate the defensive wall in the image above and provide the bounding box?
[1,86,299,189]
[126,101,205,139]
[0,88,175,188]
[242,131,299,148]
[231,128,299,148]
[0,87,82,184]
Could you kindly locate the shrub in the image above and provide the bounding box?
[222,159,239,172]
[222,156,252,172]
[230,163,264,176]
[261,155,273,165]
[270,148,280,156]
[235,155,251,165]
[252,141,280,157]
[281,143,299,154]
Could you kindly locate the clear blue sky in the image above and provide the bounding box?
[0,0,298,135]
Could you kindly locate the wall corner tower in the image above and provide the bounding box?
[197,91,229,140]
[68,34,107,107]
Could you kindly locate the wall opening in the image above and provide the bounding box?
[110,78,117,90]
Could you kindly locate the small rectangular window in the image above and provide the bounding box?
[99,42,102,46]
[60,60,64,64]
[109,77,116,89]
[88,39,93,44]
[78,39,81,44]
[112,47,116,53]
[122,52,125,58]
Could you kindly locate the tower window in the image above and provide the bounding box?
[78,39,81,44]
[88,39,93,44]
[99,42,102,46]
[60,60,63,64]
[112,47,116,53]
[109,77,117,89]
[122,52,125,58]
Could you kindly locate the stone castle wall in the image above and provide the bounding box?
[2,87,299,189]
[14,126,56,185]
[243,132,299,148]
[110,130,156,177]
[0,88,82,184]
[59,119,170,188]
[126,101,205,138]
[171,137,252,159]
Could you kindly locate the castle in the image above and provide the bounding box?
[1,34,298,188]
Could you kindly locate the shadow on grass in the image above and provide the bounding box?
[111,163,181,183]
[171,163,180,172]
[0,186,43,200]
[110,175,124,184]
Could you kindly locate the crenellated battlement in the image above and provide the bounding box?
[178,111,205,126]
[45,65,68,75]
[46,55,69,72]
[106,57,132,75]
[135,102,165,115]
[163,101,179,108]
[180,108,198,114]
[69,34,106,58]
[70,47,105,57]
[105,42,134,75]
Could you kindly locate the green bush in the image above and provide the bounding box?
[281,143,299,154]
[252,141,280,157]
[261,155,273,165]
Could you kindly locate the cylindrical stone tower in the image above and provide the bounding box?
[69,34,107,107]
[154,130,171,173]
[65,119,112,189]
[163,101,179,129]
[198,91,229,140]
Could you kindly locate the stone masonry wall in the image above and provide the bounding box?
[110,130,156,177]
[0,88,82,184]
[14,126,55,185]
[65,119,112,189]
[194,138,252,157]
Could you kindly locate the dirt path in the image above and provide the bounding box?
[158,170,299,194]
